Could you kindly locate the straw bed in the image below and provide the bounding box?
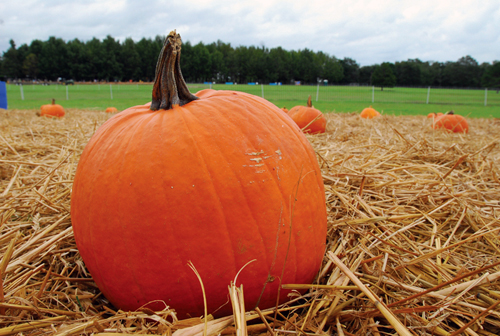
[0,108,499,335]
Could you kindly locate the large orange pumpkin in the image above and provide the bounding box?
[360,106,380,119]
[71,31,327,319]
[40,99,65,118]
[287,96,326,134]
[433,112,469,133]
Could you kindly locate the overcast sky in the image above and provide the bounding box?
[1,0,499,66]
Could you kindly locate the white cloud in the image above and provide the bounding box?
[0,0,499,66]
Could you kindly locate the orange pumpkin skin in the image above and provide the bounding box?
[287,106,326,134]
[40,100,65,118]
[281,107,289,114]
[427,113,436,118]
[433,114,469,133]
[105,107,119,113]
[360,107,380,119]
[71,89,327,318]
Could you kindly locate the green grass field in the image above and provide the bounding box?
[5,83,500,118]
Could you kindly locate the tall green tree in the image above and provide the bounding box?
[394,59,421,86]
[268,47,292,84]
[481,61,500,90]
[135,36,163,82]
[234,46,254,83]
[29,40,44,56]
[287,48,321,84]
[215,40,236,82]
[190,42,212,82]
[339,58,359,84]
[371,62,396,90]
[2,40,23,79]
[442,56,481,87]
[254,47,271,84]
[38,37,69,80]
[67,39,92,81]
[321,55,344,84]
[429,62,445,86]
[101,35,123,81]
[418,61,435,86]
[22,53,39,78]
[86,37,105,80]
[359,65,375,84]
[120,37,142,81]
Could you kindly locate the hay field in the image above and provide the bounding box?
[0,108,500,335]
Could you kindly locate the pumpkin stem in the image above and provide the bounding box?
[150,30,198,111]
[446,110,455,115]
[307,95,312,107]
[52,98,55,105]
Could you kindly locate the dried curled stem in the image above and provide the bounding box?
[150,30,198,111]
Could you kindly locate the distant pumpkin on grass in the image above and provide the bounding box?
[288,95,326,134]
[360,106,381,119]
[38,99,65,118]
[432,111,469,133]
[105,107,119,113]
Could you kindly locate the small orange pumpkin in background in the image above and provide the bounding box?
[436,112,444,117]
[360,106,380,119]
[39,99,65,118]
[433,111,469,133]
[427,113,436,118]
[287,96,326,134]
[281,106,289,114]
[105,107,119,113]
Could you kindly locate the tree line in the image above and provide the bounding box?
[1,35,499,89]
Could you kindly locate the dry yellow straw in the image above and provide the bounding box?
[187,261,208,336]
[0,315,66,335]
[228,282,247,336]
[327,252,413,336]
[1,110,500,334]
